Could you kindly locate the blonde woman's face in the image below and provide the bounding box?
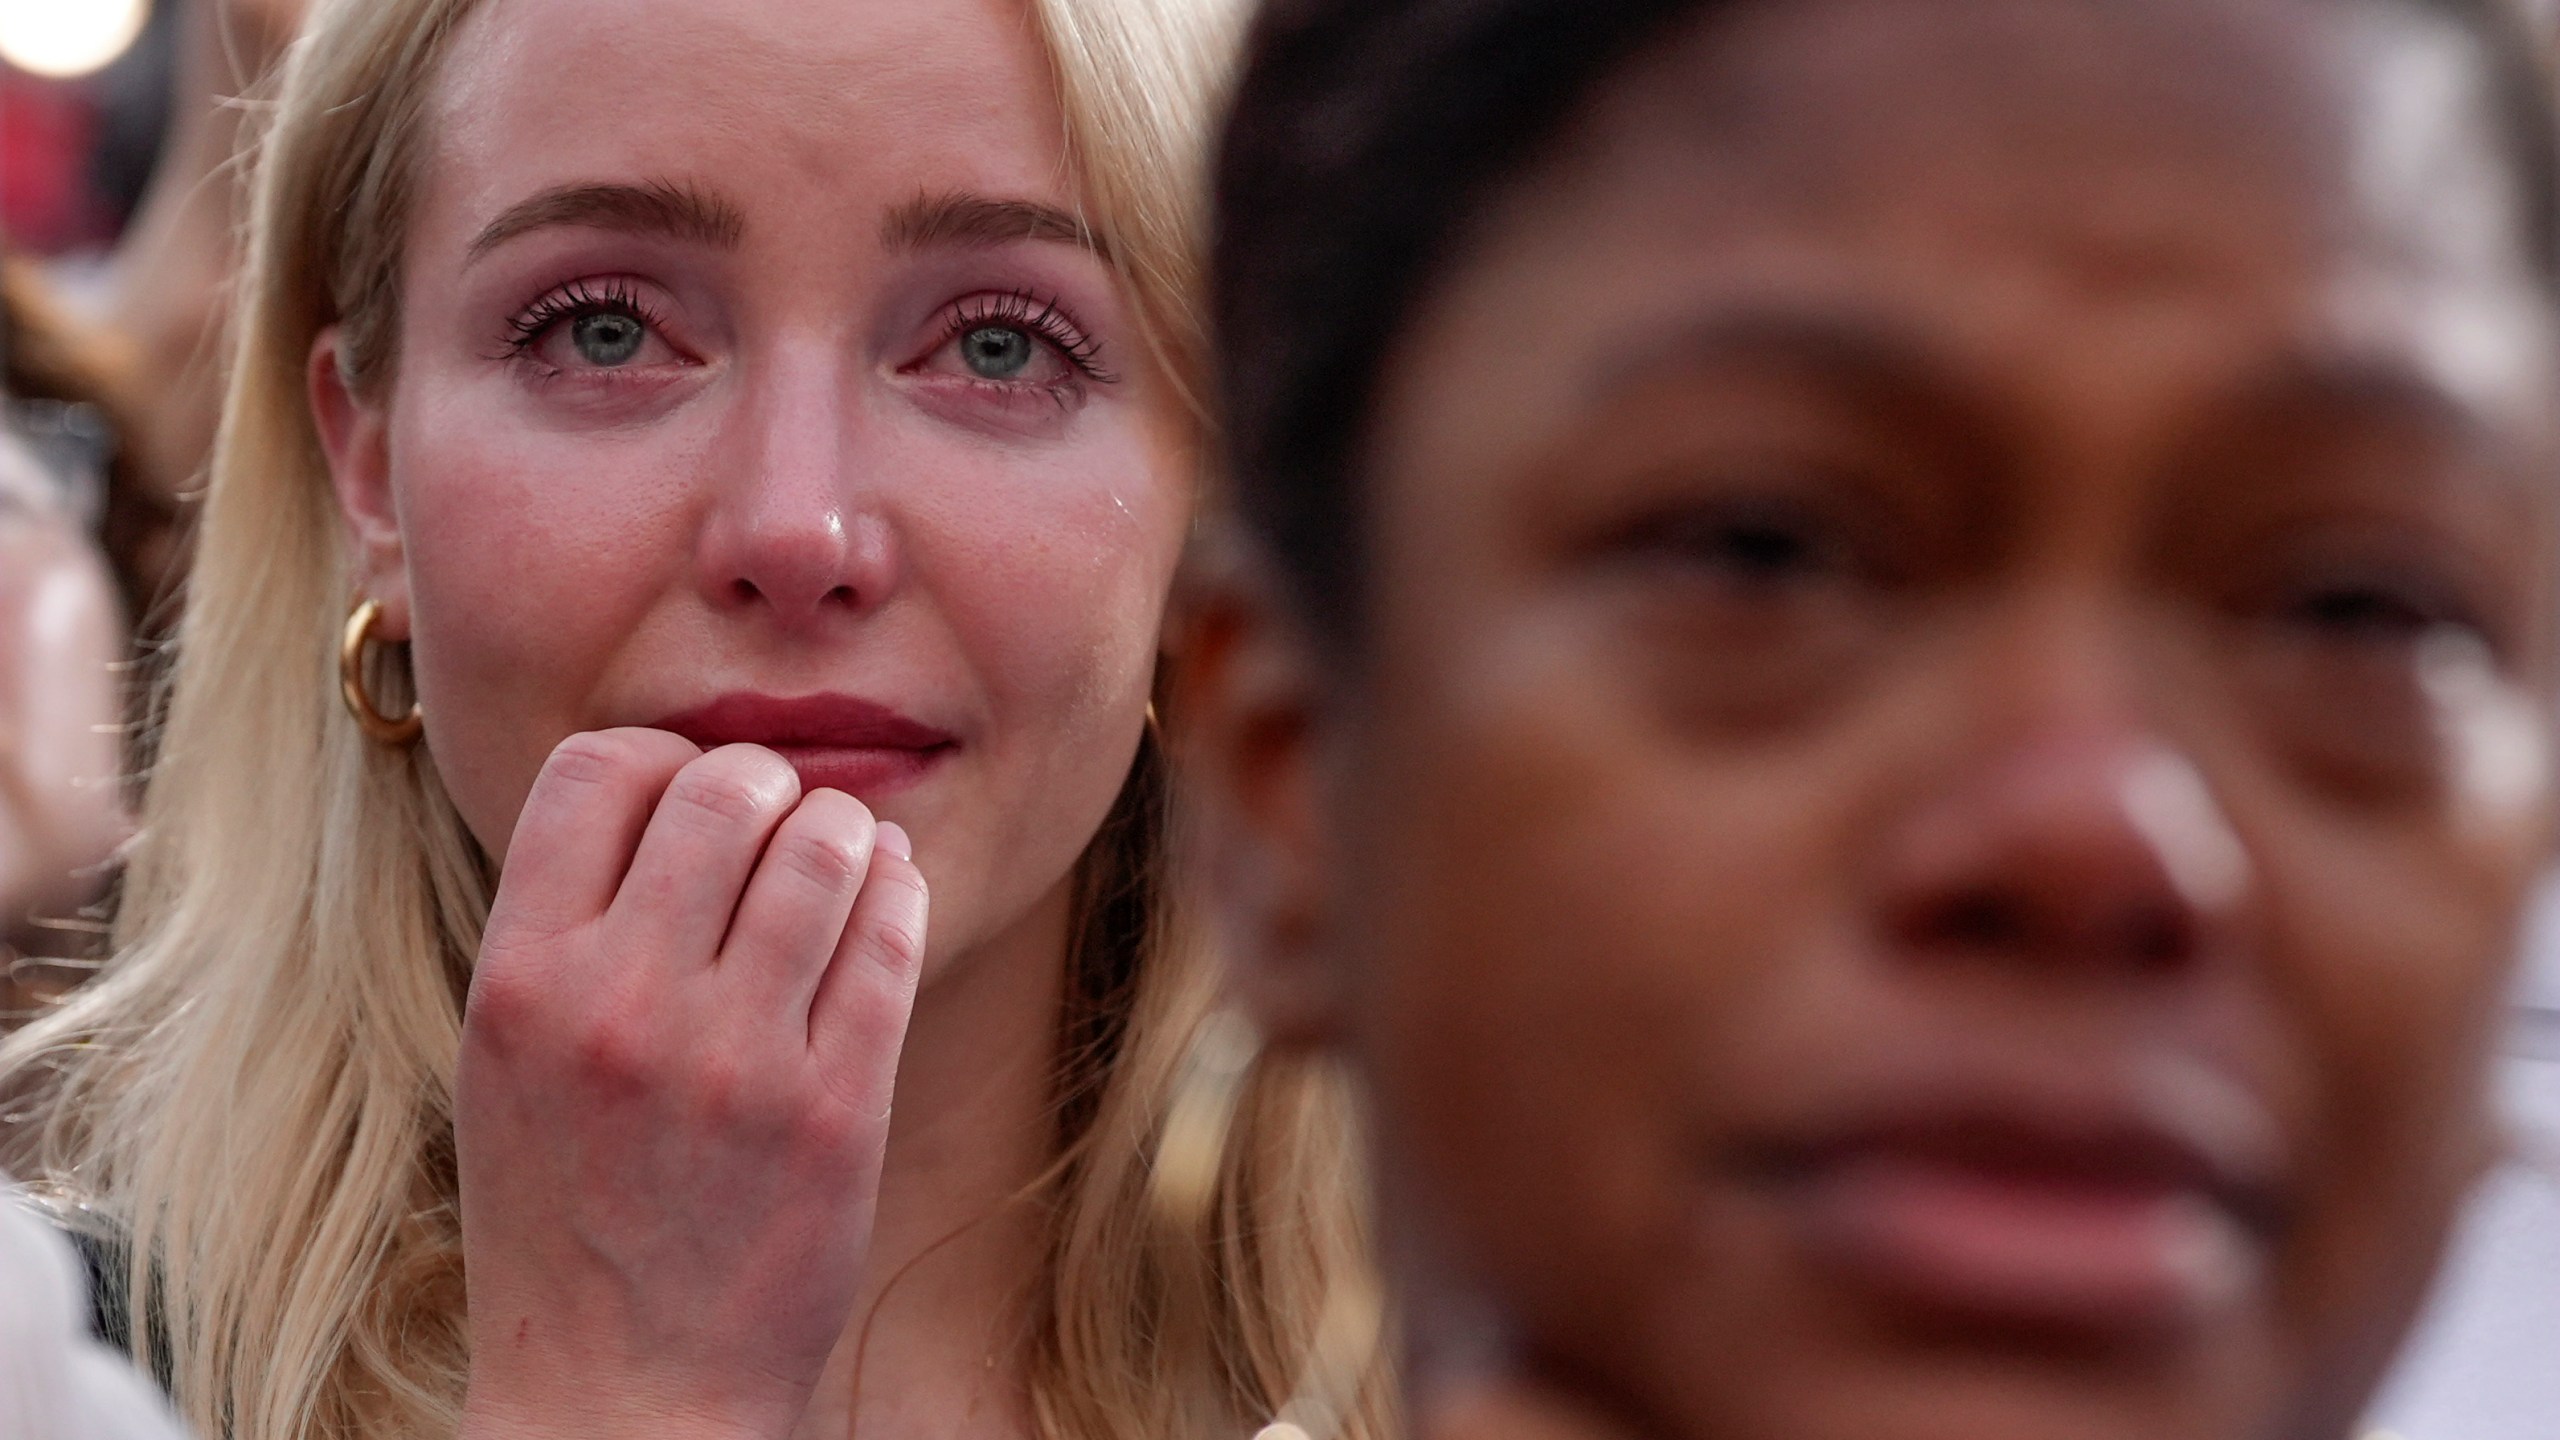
[315,0,1190,976]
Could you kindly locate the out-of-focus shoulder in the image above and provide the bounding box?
[0,1175,184,1440]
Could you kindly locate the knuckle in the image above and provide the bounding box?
[699,1060,805,1137]
[534,728,698,805]
[690,1052,749,1116]
[867,910,926,978]
[775,827,865,891]
[465,934,567,1038]
[570,1025,653,1094]
[796,787,875,829]
[791,1098,872,1156]
[667,750,796,828]
[463,964,542,1051]
[835,985,915,1059]
[860,845,923,897]
[666,773,770,830]
[565,997,660,1092]
[859,867,930,971]
[540,730,635,789]
[482,885,579,950]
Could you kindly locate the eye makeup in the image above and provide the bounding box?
[930,289,1117,386]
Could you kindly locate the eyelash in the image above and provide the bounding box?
[501,278,666,364]
[939,289,1118,385]
[495,282,1114,392]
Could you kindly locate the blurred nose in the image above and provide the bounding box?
[1876,620,2252,976]
[694,344,896,626]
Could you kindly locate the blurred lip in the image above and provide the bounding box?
[651,693,958,798]
[1736,1078,2289,1336]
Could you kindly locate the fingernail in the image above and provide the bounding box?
[875,821,913,861]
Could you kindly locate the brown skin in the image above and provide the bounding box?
[1185,3,2560,1440]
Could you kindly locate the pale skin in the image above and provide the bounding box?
[307,2,1191,1438]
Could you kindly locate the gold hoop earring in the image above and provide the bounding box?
[1144,699,1164,744]
[1150,1011,1382,1440]
[339,597,423,746]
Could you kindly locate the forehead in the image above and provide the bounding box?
[1419,0,2550,436]
[1597,0,2343,212]
[421,0,1073,237]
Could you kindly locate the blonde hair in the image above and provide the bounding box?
[0,3,1391,1439]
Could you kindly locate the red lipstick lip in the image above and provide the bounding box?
[648,693,959,799]
[652,693,957,753]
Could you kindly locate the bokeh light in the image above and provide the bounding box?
[0,0,150,81]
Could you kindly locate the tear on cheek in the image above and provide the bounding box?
[2419,633,2553,837]
[2123,751,2253,914]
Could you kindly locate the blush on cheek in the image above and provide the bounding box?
[390,420,694,852]
[937,448,1182,720]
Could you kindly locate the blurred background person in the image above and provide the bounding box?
[0,1173,184,1440]
[1186,4,2560,1440]
[93,0,307,615]
[6,0,312,628]
[3,0,311,1021]
[1,258,133,1010]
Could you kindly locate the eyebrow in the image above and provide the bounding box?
[466,179,746,263]
[1590,305,1967,421]
[880,189,1106,259]
[2238,347,2510,436]
[1596,306,2506,441]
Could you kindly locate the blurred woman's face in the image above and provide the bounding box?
[1214,1,2560,1437]
[315,0,1189,975]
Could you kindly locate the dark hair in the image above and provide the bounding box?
[1212,0,2560,641]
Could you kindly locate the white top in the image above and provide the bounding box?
[0,1175,185,1440]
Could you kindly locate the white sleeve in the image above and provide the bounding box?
[0,1177,188,1440]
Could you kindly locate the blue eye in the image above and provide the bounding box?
[919,291,1117,390]
[961,325,1036,380]
[503,278,675,375]
[571,311,647,367]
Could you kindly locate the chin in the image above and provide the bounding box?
[1660,1364,2255,1440]
[1615,1279,2274,1440]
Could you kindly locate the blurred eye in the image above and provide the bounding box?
[1615,495,1852,593]
[1696,515,1824,580]
[2275,570,2484,651]
[1588,485,1905,731]
[2242,554,2514,803]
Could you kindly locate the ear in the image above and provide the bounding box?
[1172,535,1349,1050]
[308,326,411,639]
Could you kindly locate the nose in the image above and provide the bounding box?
[1875,648,2252,977]
[694,350,896,625]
